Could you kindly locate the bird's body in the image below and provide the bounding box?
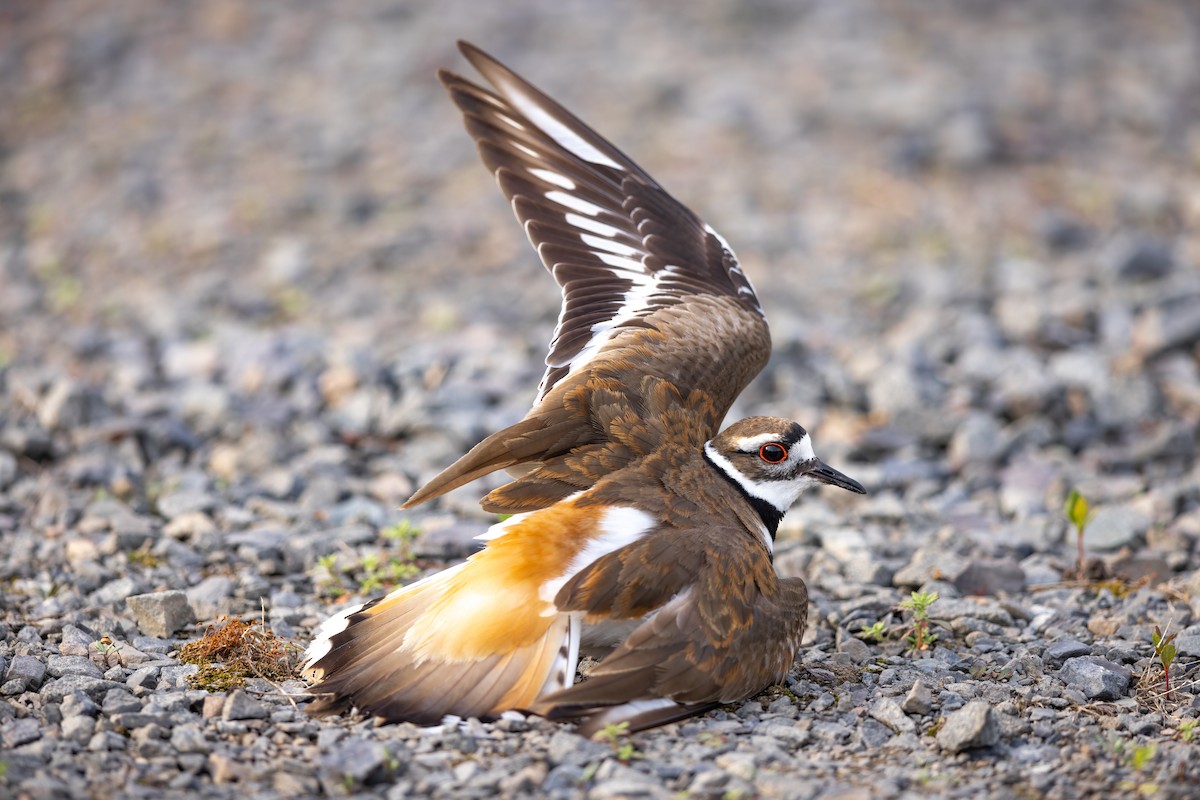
[304,42,865,736]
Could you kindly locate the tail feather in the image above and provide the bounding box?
[305,559,579,723]
[568,699,720,738]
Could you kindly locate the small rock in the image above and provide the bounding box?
[951,559,1026,596]
[185,576,235,620]
[62,715,96,743]
[202,695,226,719]
[169,723,210,754]
[222,689,269,721]
[1107,552,1171,585]
[126,590,195,638]
[947,412,1005,467]
[936,700,999,752]
[156,489,216,519]
[868,697,916,734]
[901,679,933,715]
[209,752,243,784]
[101,688,142,713]
[47,655,104,679]
[1083,506,1151,551]
[320,737,391,784]
[2,717,42,748]
[413,520,488,560]
[1107,235,1174,281]
[858,717,894,748]
[6,654,48,689]
[546,730,609,766]
[163,512,217,540]
[836,629,873,663]
[41,676,127,704]
[1044,640,1091,665]
[0,450,17,490]
[1132,299,1200,358]
[999,457,1062,518]
[1060,656,1132,700]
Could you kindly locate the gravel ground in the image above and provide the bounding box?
[3,1,1200,798]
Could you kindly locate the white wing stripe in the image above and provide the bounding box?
[529,168,576,190]
[580,232,641,258]
[545,190,604,216]
[565,212,622,237]
[595,252,645,272]
[505,92,624,170]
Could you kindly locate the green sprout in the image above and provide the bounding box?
[1151,625,1178,698]
[1063,489,1094,576]
[858,620,888,643]
[594,721,641,762]
[898,591,939,654]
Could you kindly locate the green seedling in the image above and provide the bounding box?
[594,721,641,762]
[381,520,421,583]
[898,591,939,654]
[1151,625,1178,698]
[1063,489,1094,576]
[1177,719,1197,743]
[858,620,888,643]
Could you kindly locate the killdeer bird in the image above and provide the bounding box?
[305,41,865,737]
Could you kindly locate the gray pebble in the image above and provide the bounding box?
[46,655,104,680]
[1059,656,1132,700]
[936,701,999,752]
[185,576,236,621]
[222,689,269,721]
[62,715,96,743]
[1107,235,1174,281]
[169,723,211,754]
[868,697,916,734]
[1044,639,1092,665]
[6,654,48,689]
[125,590,195,639]
[951,559,1026,596]
[42,676,127,704]
[1173,633,1200,657]
[319,737,396,785]
[901,679,933,715]
[1083,506,1152,551]
[2,716,43,748]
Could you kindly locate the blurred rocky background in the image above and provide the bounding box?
[2,1,1199,797]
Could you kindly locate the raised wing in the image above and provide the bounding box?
[405,43,772,511]
[440,41,768,403]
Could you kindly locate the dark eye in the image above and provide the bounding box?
[759,443,788,463]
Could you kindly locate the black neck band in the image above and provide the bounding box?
[702,449,784,541]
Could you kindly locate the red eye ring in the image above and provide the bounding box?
[759,443,788,463]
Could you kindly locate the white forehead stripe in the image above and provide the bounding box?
[731,431,815,461]
[794,433,815,461]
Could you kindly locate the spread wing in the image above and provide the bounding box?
[405,42,771,511]
[440,41,769,404]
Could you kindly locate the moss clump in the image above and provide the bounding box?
[180,616,300,691]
